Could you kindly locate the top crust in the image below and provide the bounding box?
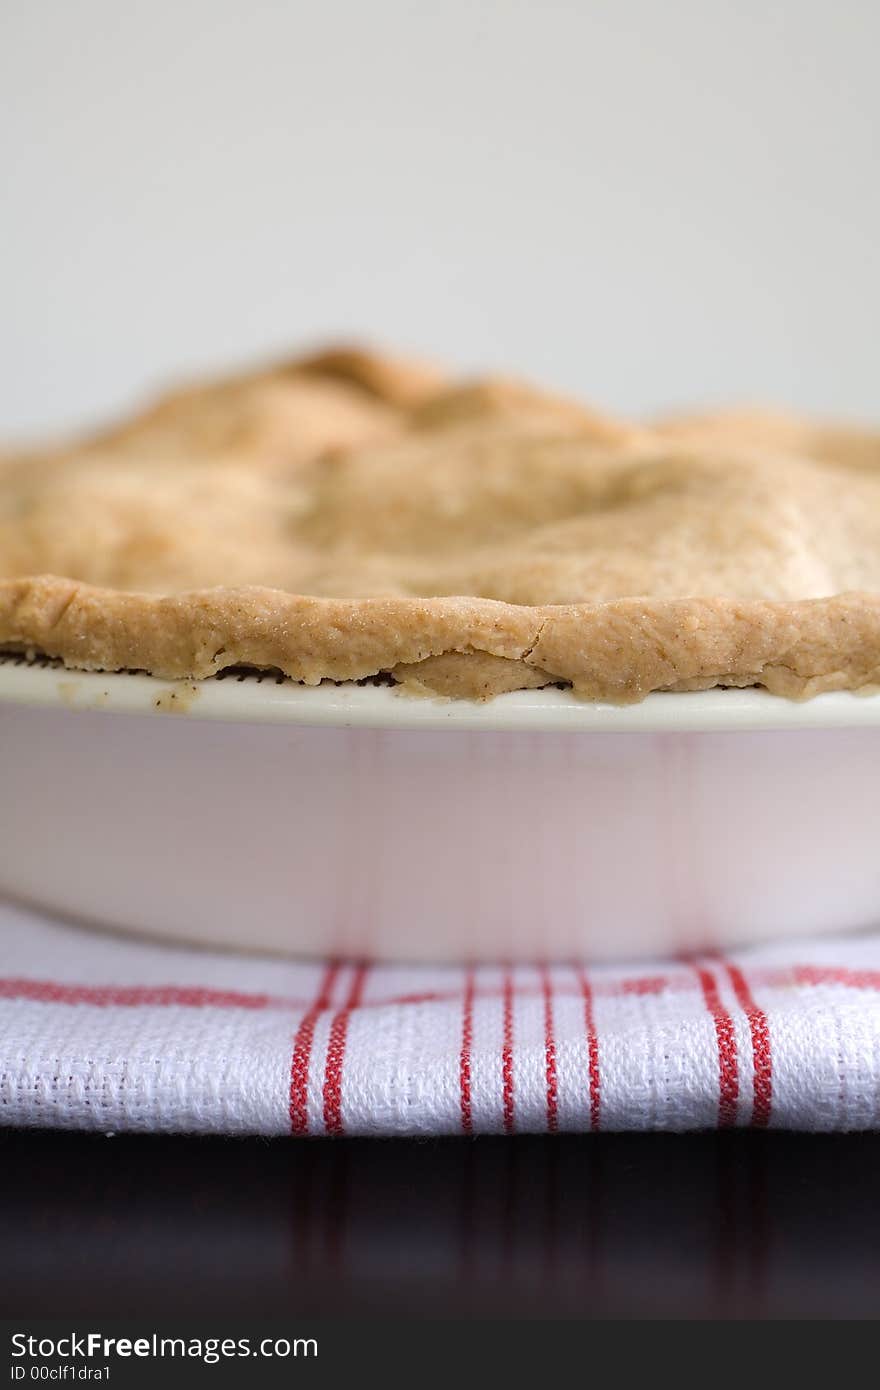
[2,345,880,701]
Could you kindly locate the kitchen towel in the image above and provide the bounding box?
[1,899,879,1135]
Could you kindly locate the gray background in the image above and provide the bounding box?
[2,0,877,440]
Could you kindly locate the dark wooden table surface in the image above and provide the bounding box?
[2,1128,878,1319]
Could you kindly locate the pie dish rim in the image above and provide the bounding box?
[2,649,879,733]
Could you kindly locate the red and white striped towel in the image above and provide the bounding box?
[2,900,880,1135]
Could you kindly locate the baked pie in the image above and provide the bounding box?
[2,346,880,702]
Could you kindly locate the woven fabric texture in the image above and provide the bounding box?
[1,902,879,1136]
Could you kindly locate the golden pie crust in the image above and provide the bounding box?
[2,346,880,702]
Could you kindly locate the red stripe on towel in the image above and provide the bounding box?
[502,968,515,1134]
[289,961,342,1136]
[791,965,880,992]
[539,964,559,1133]
[322,962,370,1136]
[0,979,278,1009]
[576,966,601,1131]
[0,970,695,1014]
[459,966,476,1135]
[723,960,772,1128]
[695,965,739,1128]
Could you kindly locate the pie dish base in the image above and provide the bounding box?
[1,660,877,962]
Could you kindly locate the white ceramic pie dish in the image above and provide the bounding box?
[1,651,878,962]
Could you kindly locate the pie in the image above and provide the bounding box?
[1,345,880,702]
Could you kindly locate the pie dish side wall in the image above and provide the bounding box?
[1,673,877,962]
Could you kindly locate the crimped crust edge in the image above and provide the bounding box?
[2,576,880,702]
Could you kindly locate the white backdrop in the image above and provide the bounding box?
[2,0,878,439]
